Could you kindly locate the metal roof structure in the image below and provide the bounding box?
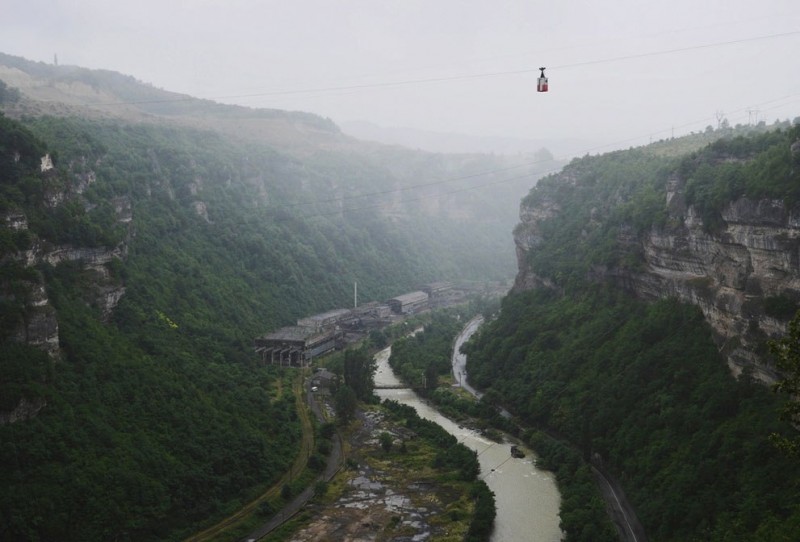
[258,326,320,343]
[389,291,428,304]
[297,308,352,328]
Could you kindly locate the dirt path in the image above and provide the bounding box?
[240,376,343,542]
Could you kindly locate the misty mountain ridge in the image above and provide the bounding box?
[0,52,558,228]
[0,52,579,162]
[0,52,347,150]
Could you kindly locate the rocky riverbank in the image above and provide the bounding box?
[283,405,476,541]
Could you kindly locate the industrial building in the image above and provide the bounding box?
[422,282,452,297]
[422,282,459,308]
[387,291,429,315]
[297,308,352,331]
[254,326,342,367]
[353,301,392,320]
[254,281,469,366]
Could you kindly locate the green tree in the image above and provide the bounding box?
[379,431,393,452]
[334,384,357,423]
[424,363,439,391]
[343,348,375,402]
[0,80,20,104]
[369,329,388,349]
[770,310,800,456]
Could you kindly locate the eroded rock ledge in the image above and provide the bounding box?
[514,176,800,382]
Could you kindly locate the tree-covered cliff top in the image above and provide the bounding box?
[0,52,340,130]
[525,121,800,221]
[519,122,800,286]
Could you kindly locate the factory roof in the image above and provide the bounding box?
[389,291,429,304]
[259,326,320,342]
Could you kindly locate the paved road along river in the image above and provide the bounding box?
[374,319,563,542]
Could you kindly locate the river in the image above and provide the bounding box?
[373,319,563,542]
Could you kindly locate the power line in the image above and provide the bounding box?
[60,30,800,109]
[17,40,800,224]
[260,92,799,223]
[282,91,800,214]
[552,30,800,70]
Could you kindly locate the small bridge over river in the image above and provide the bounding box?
[374,384,416,390]
[374,383,431,391]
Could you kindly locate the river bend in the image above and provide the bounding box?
[374,321,562,541]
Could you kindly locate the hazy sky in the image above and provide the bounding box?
[2,0,799,153]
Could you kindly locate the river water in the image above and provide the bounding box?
[373,321,563,542]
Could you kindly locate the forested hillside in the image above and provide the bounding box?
[0,55,543,541]
[465,124,800,541]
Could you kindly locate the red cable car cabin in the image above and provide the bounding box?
[537,67,548,92]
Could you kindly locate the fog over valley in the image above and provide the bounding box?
[3,0,799,153]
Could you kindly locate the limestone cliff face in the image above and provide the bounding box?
[513,195,562,292]
[2,219,129,356]
[1,167,132,356]
[0,162,130,424]
[514,172,800,382]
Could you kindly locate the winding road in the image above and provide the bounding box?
[240,376,343,542]
[183,371,342,542]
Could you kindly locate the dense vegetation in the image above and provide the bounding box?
[463,125,800,540]
[389,311,465,391]
[382,400,496,541]
[465,122,800,542]
[388,308,512,432]
[0,116,307,541]
[680,127,800,230]
[465,290,800,540]
[527,430,617,542]
[521,121,800,287]
[0,101,523,542]
[770,311,800,458]
[520,146,677,288]
[5,297,299,542]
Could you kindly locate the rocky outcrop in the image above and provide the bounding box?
[2,181,132,346]
[1,143,137,421]
[513,194,563,292]
[514,175,800,383]
[0,397,47,425]
[8,282,60,356]
[0,188,129,423]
